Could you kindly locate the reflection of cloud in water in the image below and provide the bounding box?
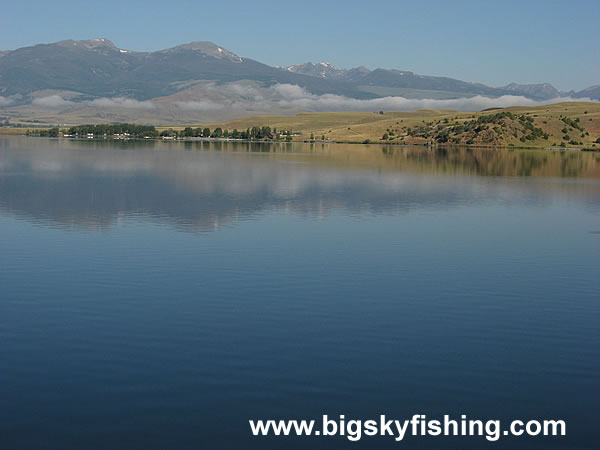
[0,139,599,231]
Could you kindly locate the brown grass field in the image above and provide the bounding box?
[199,102,600,148]
[2,102,599,149]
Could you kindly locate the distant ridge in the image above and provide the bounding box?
[0,38,597,102]
[502,83,561,100]
[280,62,596,101]
[0,39,371,101]
[0,38,598,126]
[573,85,600,100]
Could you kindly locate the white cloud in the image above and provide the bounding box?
[271,84,310,100]
[268,84,596,112]
[167,83,598,116]
[0,96,15,107]
[221,82,263,99]
[175,100,226,111]
[24,85,597,117]
[32,95,73,108]
[88,97,156,109]
[29,95,155,110]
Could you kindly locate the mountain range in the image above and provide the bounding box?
[0,38,597,124]
[280,62,599,101]
[0,39,371,101]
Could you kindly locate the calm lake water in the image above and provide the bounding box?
[1,138,599,449]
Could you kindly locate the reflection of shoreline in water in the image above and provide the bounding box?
[3,137,599,177]
[378,146,600,178]
[1,138,599,231]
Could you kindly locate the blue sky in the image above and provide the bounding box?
[1,0,598,91]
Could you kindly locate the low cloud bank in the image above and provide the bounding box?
[30,95,154,109]
[170,83,596,114]
[0,96,15,106]
[183,83,596,114]
[89,97,155,109]
[32,95,73,108]
[23,84,598,117]
[175,100,226,111]
[269,84,594,112]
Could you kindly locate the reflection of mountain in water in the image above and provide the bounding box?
[1,138,599,231]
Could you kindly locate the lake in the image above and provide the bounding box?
[0,138,599,449]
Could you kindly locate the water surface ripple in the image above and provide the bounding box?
[1,138,599,448]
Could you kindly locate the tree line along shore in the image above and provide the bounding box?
[25,124,297,142]
[7,102,600,150]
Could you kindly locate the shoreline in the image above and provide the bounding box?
[2,101,599,151]
[1,134,597,152]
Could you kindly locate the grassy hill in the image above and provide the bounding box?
[200,102,600,148]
